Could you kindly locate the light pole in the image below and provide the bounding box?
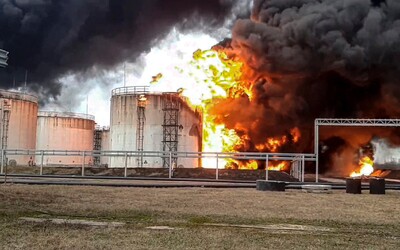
[0,49,9,68]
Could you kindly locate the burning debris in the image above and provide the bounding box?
[350,156,374,177]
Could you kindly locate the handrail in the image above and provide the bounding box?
[0,89,38,103]
[38,111,95,121]
[111,86,150,96]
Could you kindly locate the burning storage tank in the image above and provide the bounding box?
[110,86,202,168]
[36,111,95,166]
[0,90,38,165]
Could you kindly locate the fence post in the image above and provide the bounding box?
[301,155,305,182]
[3,161,6,185]
[124,152,128,178]
[215,153,219,180]
[40,150,44,175]
[0,149,4,174]
[4,150,7,184]
[168,152,172,179]
[169,152,172,178]
[81,151,86,176]
[265,154,269,181]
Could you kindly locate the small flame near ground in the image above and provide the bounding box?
[350,156,374,177]
[223,160,289,171]
[268,162,290,171]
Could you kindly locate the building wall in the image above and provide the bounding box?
[0,90,38,165]
[110,92,202,168]
[36,112,95,166]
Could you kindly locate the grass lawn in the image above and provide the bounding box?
[0,185,399,249]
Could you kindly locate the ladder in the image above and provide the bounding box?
[136,95,146,167]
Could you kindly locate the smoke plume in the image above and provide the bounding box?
[0,0,247,102]
[211,0,400,172]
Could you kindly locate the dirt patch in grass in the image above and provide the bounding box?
[19,217,125,227]
[203,223,333,232]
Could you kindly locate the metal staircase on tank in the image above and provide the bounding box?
[136,95,147,167]
[162,93,180,169]
[93,129,102,165]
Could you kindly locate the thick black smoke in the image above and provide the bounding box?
[0,0,243,101]
[212,0,400,172]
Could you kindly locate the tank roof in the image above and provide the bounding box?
[95,125,110,131]
[111,86,179,97]
[38,111,95,121]
[0,89,38,103]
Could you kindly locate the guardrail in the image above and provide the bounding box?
[0,89,38,103]
[111,86,149,96]
[38,111,95,121]
[0,150,316,181]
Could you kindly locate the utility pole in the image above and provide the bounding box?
[123,62,126,87]
[24,70,28,93]
[86,95,89,115]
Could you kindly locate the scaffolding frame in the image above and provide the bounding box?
[314,118,400,182]
[162,93,180,168]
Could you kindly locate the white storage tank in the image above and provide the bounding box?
[0,90,38,165]
[110,86,202,168]
[36,111,95,166]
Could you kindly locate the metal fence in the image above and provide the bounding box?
[0,149,316,181]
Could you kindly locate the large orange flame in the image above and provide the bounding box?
[255,128,300,153]
[350,156,374,177]
[153,48,299,169]
[176,49,252,168]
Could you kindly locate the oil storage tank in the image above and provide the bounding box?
[36,111,95,166]
[110,86,202,168]
[0,90,38,165]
